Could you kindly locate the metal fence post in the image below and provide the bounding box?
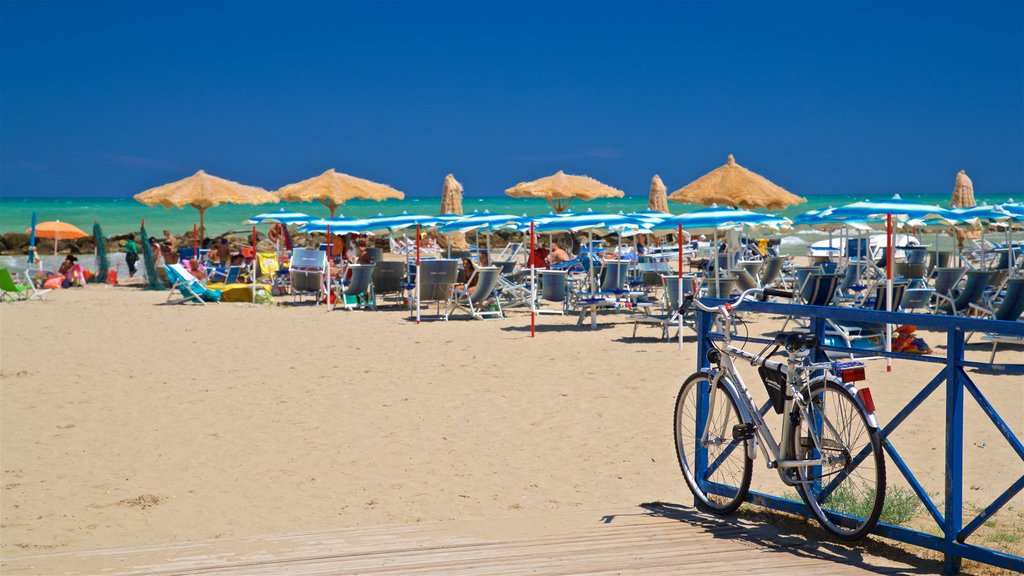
[694,308,712,504]
[944,327,965,575]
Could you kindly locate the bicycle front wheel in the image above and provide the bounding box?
[674,372,752,514]
[791,380,885,539]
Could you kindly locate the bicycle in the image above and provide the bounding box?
[674,287,886,540]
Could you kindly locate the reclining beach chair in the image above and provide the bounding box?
[901,287,934,312]
[208,265,241,284]
[969,278,1024,363]
[935,269,993,316]
[409,258,459,320]
[494,242,523,264]
[371,261,407,302]
[781,273,839,331]
[758,256,786,288]
[165,263,221,305]
[730,267,759,292]
[334,263,376,311]
[631,274,697,340]
[821,281,905,359]
[449,266,503,320]
[929,267,966,313]
[534,269,569,315]
[703,274,736,299]
[288,248,328,305]
[1,268,50,301]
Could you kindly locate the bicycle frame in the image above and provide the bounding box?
[696,294,879,486]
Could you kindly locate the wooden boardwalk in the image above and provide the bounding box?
[2,504,924,575]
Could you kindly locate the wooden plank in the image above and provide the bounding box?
[0,506,920,575]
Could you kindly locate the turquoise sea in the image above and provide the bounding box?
[0,193,1016,237]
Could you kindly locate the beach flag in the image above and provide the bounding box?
[140,224,165,290]
[90,222,110,283]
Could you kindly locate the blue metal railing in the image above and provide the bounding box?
[693,301,1024,575]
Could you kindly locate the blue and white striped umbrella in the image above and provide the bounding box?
[437,212,523,233]
[648,206,789,233]
[360,213,460,234]
[299,217,375,234]
[826,195,958,223]
[534,212,650,235]
[245,210,316,225]
[628,210,673,225]
[792,208,872,232]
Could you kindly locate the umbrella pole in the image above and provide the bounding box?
[886,214,893,372]
[252,225,258,304]
[416,223,421,324]
[530,222,536,338]
[325,226,332,310]
[713,230,720,298]
[589,230,596,330]
[678,223,684,351]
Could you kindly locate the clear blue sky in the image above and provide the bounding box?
[1,0,1021,198]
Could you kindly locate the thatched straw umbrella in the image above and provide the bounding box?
[439,173,469,250]
[275,169,405,217]
[648,174,669,213]
[668,154,805,209]
[950,170,976,208]
[134,170,278,239]
[949,169,980,257]
[505,170,624,213]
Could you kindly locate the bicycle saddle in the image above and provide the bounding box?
[774,331,819,349]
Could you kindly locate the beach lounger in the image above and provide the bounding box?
[449,266,503,320]
[372,261,407,299]
[781,273,838,331]
[730,268,759,292]
[494,242,523,264]
[1,268,45,301]
[822,281,906,359]
[535,269,569,315]
[165,263,221,305]
[901,287,934,312]
[632,274,697,340]
[703,274,736,299]
[409,258,459,320]
[209,265,241,284]
[334,263,376,311]
[289,248,328,305]
[929,267,966,313]
[936,269,993,316]
[758,256,786,287]
[972,278,1024,363]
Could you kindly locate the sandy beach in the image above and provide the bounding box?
[1,283,1021,572]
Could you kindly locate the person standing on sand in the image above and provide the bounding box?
[125,234,139,277]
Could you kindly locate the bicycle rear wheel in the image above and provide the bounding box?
[674,372,752,514]
[790,379,885,539]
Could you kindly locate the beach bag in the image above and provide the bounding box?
[44,277,63,290]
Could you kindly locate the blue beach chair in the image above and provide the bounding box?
[165,263,221,305]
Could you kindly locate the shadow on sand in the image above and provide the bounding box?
[596,501,952,575]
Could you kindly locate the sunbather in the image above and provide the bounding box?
[352,238,372,264]
[57,255,85,287]
[547,241,571,266]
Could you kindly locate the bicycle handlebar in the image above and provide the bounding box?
[678,287,794,316]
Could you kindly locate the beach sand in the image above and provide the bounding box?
[1,284,1021,571]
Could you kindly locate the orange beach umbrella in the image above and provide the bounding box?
[26,220,88,256]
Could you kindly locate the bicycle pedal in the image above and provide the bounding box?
[732,423,755,441]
